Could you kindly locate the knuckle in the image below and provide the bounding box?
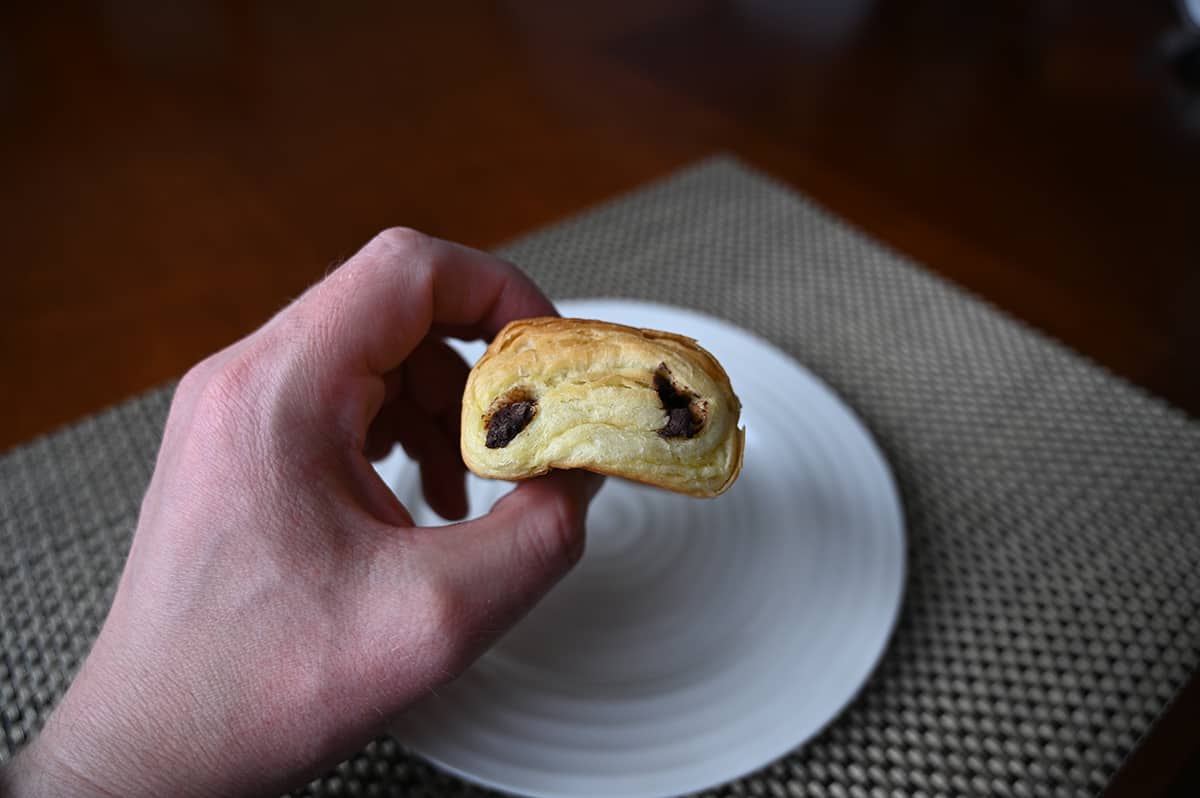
[189,349,267,436]
[176,354,221,399]
[175,366,206,404]
[201,353,257,412]
[162,351,269,479]
[303,225,434,339]
[370,226,430,259]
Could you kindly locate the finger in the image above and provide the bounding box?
[403,340,470,519]
[365,340,470,517]
[419,457,468,522]
[292,229,556,386]
[364,339,466,460]
[413,470,604,659]
[402,338,470,425]
[363,367,409,461]
[369,395,468,521]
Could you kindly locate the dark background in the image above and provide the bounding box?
[2,1,1197,795]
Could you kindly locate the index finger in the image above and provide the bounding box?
[294,227,557,381]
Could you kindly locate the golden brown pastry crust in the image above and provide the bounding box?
[460,317,744,497]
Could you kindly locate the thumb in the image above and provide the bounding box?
[415,470,603,666]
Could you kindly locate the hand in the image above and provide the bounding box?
[0,229,601,798]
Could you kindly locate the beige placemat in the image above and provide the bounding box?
[3,157,1198,798]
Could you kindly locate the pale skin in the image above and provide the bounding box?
[0,229,601,797]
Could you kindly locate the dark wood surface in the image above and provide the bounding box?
[3,1,1197,794]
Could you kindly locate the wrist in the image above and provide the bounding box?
[0,733,113,798]
[1,660,174,798]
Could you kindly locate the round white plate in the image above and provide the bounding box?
[374,299,906,798]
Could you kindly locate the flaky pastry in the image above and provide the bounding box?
[460,317,744,497]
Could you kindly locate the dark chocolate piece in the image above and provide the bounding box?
[486,399,537,448]
[654,365,703,439]
[662,406,696,438]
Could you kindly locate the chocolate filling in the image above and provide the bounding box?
[661,406,696,438]
[654,365,704,439]
[485,398,537,449]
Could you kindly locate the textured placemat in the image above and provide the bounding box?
[3,157,1199,798]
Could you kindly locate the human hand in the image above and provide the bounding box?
[0,229,601,797]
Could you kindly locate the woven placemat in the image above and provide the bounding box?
[3,157,1198,798]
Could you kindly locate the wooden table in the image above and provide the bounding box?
[3,2,1197,794]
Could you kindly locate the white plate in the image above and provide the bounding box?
[374,299,906,798]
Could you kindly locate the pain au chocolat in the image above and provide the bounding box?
[460,317,744,497]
